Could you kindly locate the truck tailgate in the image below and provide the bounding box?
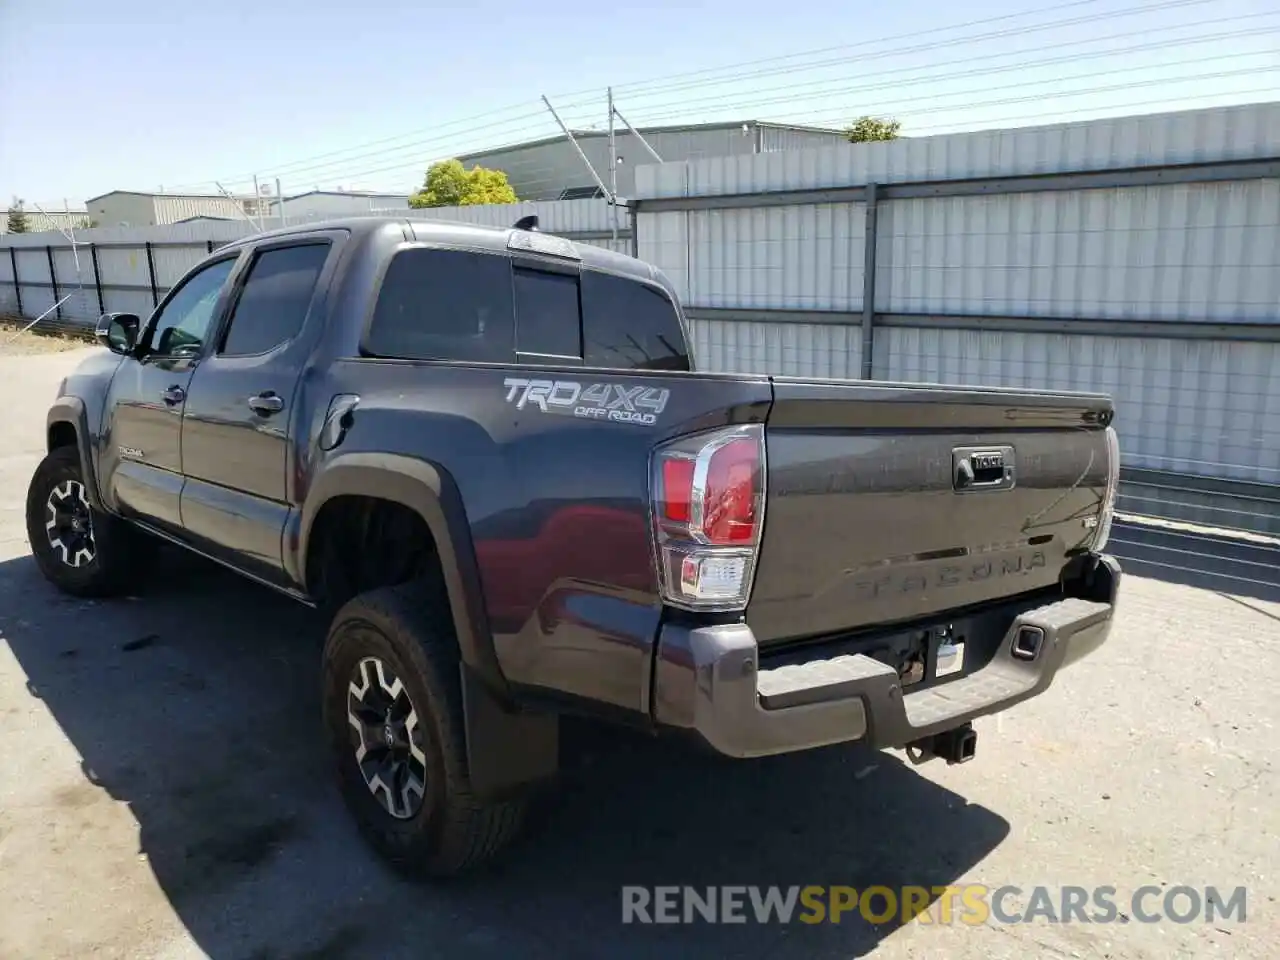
[748,379,1114,646]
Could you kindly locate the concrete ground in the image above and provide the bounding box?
[0,344,1276,960]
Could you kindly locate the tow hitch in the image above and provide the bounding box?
[905,722,978,765]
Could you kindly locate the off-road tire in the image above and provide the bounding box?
[25,446,154,597]
[322,581,527,877]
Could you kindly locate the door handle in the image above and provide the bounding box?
[247,392,284,415]
[161,385,186,406]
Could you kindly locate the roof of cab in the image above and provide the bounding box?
[217,215,659,285]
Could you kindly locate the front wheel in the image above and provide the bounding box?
[24,446,151,597]
[321,582,527,877]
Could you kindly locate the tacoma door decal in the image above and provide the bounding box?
[502,377,670,426]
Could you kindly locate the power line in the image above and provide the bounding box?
[163,91,614,193]
[614,0,1214,97]
[225,38,1275,193]
[202,101,640,193]
[751,66,1277,131]
[175,115,568,194]
[163,106,558,192]
[158,0,1254,197]
[613,60,1277,133]
[263,74,1274,195]
[161,0,1209,193]
[612,0,1119,95]
[607,17,1278,123]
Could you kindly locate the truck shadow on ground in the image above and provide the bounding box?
[2,548,1010,960]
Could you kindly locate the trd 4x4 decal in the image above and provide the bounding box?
[502,378,670,426]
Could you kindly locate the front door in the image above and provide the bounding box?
[179,239,334,581]
[101,255,240,529]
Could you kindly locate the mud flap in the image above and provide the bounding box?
[460,666,559,801]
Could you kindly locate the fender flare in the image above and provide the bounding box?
[298,452,507,695]
[46,397,105,510]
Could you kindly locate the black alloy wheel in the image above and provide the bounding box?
[321,583,529,876]
[346,654,429,820]
[44,478,96,569]
[26,446,155,597]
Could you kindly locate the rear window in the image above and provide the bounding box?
[581,270,689,371]
[365,248,514,363]
[514,267,581,359]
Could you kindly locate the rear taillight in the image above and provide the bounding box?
[1094,425,1120,551]
[651,424,765,611]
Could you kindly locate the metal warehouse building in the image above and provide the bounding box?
[267,190,411,223]
[86,191,266,228]
[0,207,91,235]
[457,120,849,201]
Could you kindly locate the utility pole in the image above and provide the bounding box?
[252,174,265,230]
[608,86,619,243]
[276,177,285,228]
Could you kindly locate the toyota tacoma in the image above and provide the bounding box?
[27,215,1122,877]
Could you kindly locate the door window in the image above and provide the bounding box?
[146,257,237,357]
[365,247,515,363]
[220,243,329,356]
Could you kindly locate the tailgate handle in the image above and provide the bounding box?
[953,446,1015,492]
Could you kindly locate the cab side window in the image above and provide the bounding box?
[581,270,689,371]
[365,248,515,363]
[145,257,237,357]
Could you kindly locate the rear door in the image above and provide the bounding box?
[178,237,336,580]
[748,380,1114,646]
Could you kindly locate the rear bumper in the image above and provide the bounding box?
[651,554,1120,758]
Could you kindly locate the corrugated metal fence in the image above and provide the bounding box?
[628,101,1280,595]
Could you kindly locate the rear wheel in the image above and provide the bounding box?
[321,582,527,877]
[25,446,151,597]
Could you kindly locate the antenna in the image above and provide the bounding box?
[214,182,263,229]
[541,95,614,203]
[610,104,663,163]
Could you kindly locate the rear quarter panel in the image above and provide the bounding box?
[312,358,772,720]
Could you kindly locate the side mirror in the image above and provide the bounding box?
[95,312,140,356]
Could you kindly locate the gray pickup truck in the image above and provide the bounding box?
[27,215,1122,877]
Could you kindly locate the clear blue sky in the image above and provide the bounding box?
[1,0,1275,205]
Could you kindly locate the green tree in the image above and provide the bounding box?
[465,166,520,205]
[6,199,29,233]
[845,116,902,143]
[409,159,518,208]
